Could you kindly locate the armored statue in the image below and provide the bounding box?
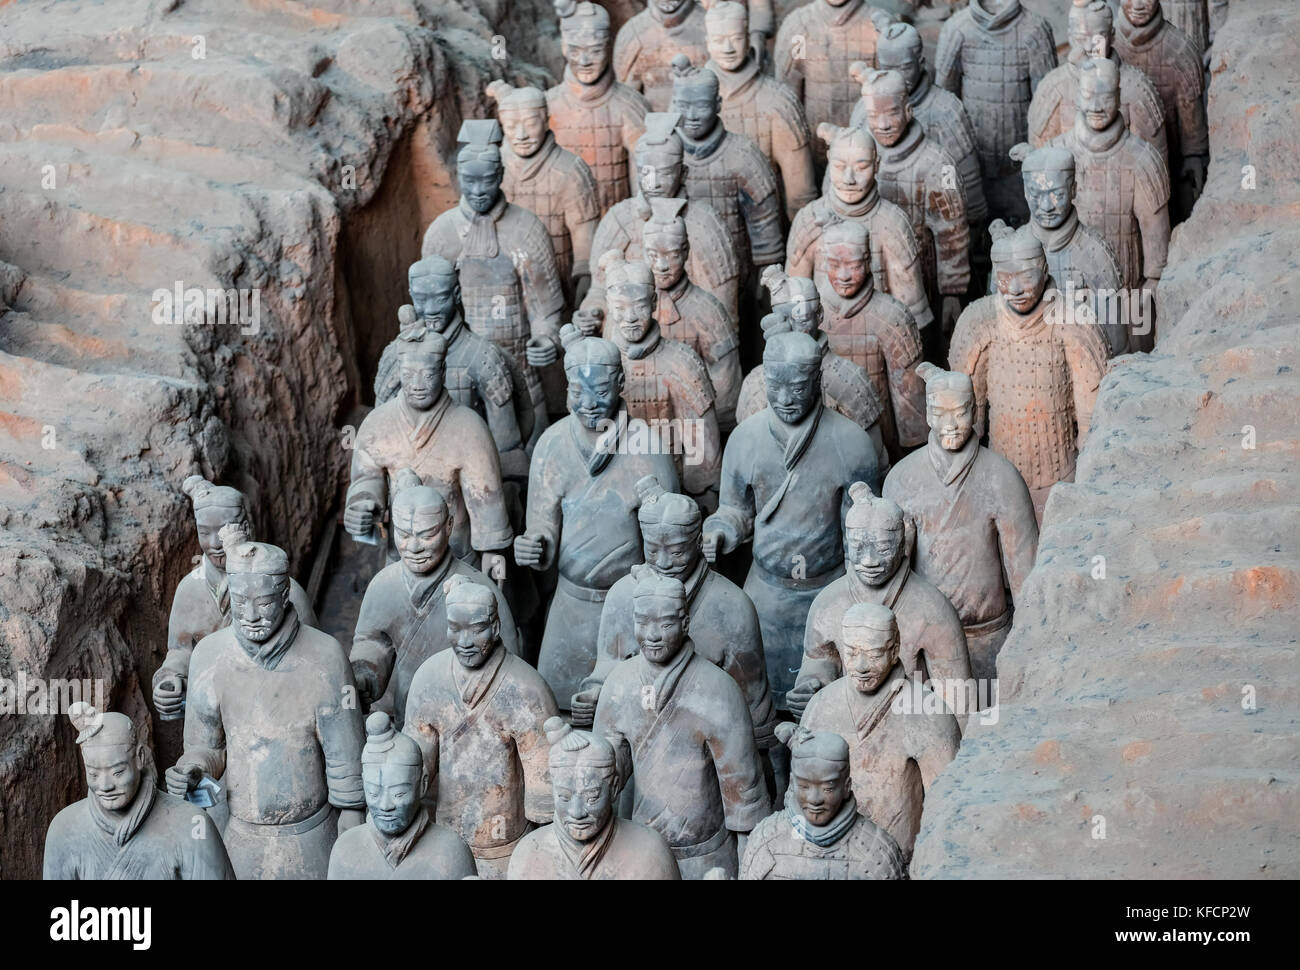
[614,0,710,113]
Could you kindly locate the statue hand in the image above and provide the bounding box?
[351,663,380,707]
[338,808,365,835]
[701,529,724,564]
[573,273,592,308]
[570,687,600,727]
[164,763,203,797]
[343,499,377,538]
[153,673,186,718]
[572,308,604,337]
[526,337,558,367]
[482,551,508,588]
[785,678,821,720]
[513,531,546,569]
[941,296,962,335]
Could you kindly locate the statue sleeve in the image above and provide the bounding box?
[908,701,961,790]
[346,422,389,519]
[933,21,963,96]
[519,221,566,346]
[798,597,842,693]
[773,14,804,95]
[612,24,640,87]
[512,672,561,824]
[583,583,631,694]
[1178,68,1209,158]
[459,420,514,552]
[739,152,786,266]
[886,321,929,449]
[402,668,441,787]
[179,653,226,779]
[593,688,633,789]
[680,401,722,506]
[774,112,818,220]
[703,433,755,553]
[926,152,971,295]
[159,579,199,685]
[994,464,1040,603]
[185,813,237,880]
[707,330,742,431]
[1025,72,1059,148]
[947,306,992,437]
[726,594,778,747]
[879,218,933,330]
[1135,149,1172,282]
[1027,20,1059,90]
[707,681,771,833]
[784,207,817,278]
[316,661,366,811]
[349,583,397,698]
[523,439,564,570]
[566,158,602,279]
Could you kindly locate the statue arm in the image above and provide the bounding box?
[773,17,802,95]
[582,587,630,694]
[933,22,962,95]
[910,701,961,791]
[592,693,633,790]
[775,121,818,220]
[703,436,755,554]
[680,403,722,509]
[1027,22,1059,90]
[186,815,237,880]
[888,335,930,450]
[179,664,226,779]
[748,0,775,37]
[346,435,389,522]
[707,685,771,833]
[881,223,934,330]
[459,422,515,552]
[995,466,1040,603]
[349,586,397,701]
[522,447,563,571]
[402,677,441,789]
[317,665,366,811]
[739,161,786,266]
[796,603,842,698]
[520,228,566,351]
[566,160,602,280]
[514,677,561,824]
[927,171,971,295]
[728,598,778,747]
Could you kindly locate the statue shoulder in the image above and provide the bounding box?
[870,292,924,364]
[662,339,716,413]
[1127,132,1172,204]
[826,355,886,428]
[612,80,652,119]
[1122,63,1166,124]
[949,295,999,365]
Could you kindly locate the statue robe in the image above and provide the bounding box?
[327,810,477,880]
[739,793,906,880]
[507,817,681,880]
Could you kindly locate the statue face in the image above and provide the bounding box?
[1121,0,1157,27]
[1024,170,1075,231]
[672,87,721,141]
[707,21,749,72]
[552,764,616,842]
[1078,72,1120,130]
[447,599,500,669]
[927,387,975,451]
[399,352,445,411]
[500,106,548,158]
[392,509,450,575]
[823,242,870,298]
[563,36,610,84]
[995,259,1049,314]
[409,273,459,330]
[827,140,876,204]
[765,361,820,424]
[840,625,899,694]
[1068,17,1111,64]
[846,524,904,588]
[633,594,688,665]
[228,572,291,644]
[567,364,623,427]
[642,231,688,290]
[458,156,502,213]
[636,152,683,199]
[194,505,244,569]
[82,742,145,813]
[792,757,851,826]
[863,94,910,148]
[608,285,656,343]
[363,763,425,837]
[642,522,700,580]
[653,0,687,14]
[875,46,922,93]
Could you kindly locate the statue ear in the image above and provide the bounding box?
[419,767,431,800]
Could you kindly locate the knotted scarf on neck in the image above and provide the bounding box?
[238,604,300,671]
[88,759,158,848]
[657,275,689,326]
[571,405,626,476]
[1117,5,1164,49]
[788,791,858,848]
[370,806,431,869]
[758,403,822,524]
[969,0,1022,33]
[460,194,508,260]
[555,814,619,878]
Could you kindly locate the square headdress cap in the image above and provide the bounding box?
[390,467,450,525]
[363,711,424,767]
[1010,142,1075,176]
[636,474,702,529]
[820,219,870,254]
[875,18,923,63]
[638,112,684,158]
[989,219,1047,266]
[220,523,290,577]
[671,54,719,96]
[560,323,622,373]
[916,362,974,403]
[458,119,503,164]
[486,80,547,114]
[396,325,448,357]
[761,265,818,310]
[630,563,687,607]
[763,330,822,368]
[545,716,617,770]
[705,1,748,33]
[774,723,851,766]
[818,121,875,162]
[182,474,245,513]
[859,67,909,105]
[599,252,655,292]
[842,601,899,639]
[639,196,689,240]
[845,481,904,531]
[69,702,137,750]
[1071,0,1113,37]
[556,0,610,41]
[444,573,499,614]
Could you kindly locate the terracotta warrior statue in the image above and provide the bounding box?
[735,269,888,463]
[670,56,784,283]
[548,0,650,214]
[167,526,365,880]
[703,330,883,713]
[1028,0,1168,167]
[637,196,741,430]
[857,72,970,339]
[935,0,1058,223]
[614,0,710,113]
[597,253,722,509]
[593,570,770,879]
[860,19,989,235]
[1115,0,1209,221]
[1012,143,1125,357]
[739,723,906,880]
[799,602,960,863]
[815,219,927,459]
[421,119,564,444]
[575,478,778,762]
[786,123,931,332]
[790,483,971,723]
[882,366,1039,681]
[1047,56,1170,337]
[327,712,477,880]
[373,256,531,478]
[488,80,601,308]
[776,0,883,161]
[516,326,679,707]
[345,327,513,582]
[704,2,816,222]
[949,221,1109,522]
[402,575,559,879]
[583,111,740,323]
[507,718,680,880]
[45,703,235,880]
[154,476,317,722]
[350,470,518,721]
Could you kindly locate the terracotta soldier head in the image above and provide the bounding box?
[635,475,703,581]
[1011,143,1077,232]
[820,123,878,206]
[1077,56,1122,132]
[1119,0,1160,28]
[774,723,853,828]
[838,602,900,694]
[921,365,976,453]
[704,1,749,73]
[406,256,461,334]
[857,69,913,149]
[486,81,550,160]
[990,220,1050,314]
[601,253,658,345]
[873,21,926,94]
[631,567,691,666]
[395,327,448,412]
[763,331,823,425]
[1067,0,1114,64]
[560,323,624,427]
[635,112,686,199]
[443,574,502,670]
[181,475,248,573]
[70,703,150,818]
[670,56,722,143]
[820,220,873,299]
[457,119,505,214]
[389,469,452,577]
[556,0,612,85]
[844,481,910,589]
[639,196,691,291]
[219,524,292,649]
[543,717,622,842]
[362,711,429,837]
[761,266,823,337]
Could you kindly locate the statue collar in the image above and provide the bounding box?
[648,0,694,30]
[507,132,559,182]
[1073,114,1126,154]
[706,56,761,101]
[564,64,615,103]
[400,390,453,449]
[458,193,509,259]
[202,554,231,617]
[554,814,619,878]
[788,791,858,847]
[969,0,1022,33]
[759,401,824,524]
[1116,5,1163,49]
[997,280,1058,336]
[680,121,726,160]
[928,428,980,488]
[848,559,911,613]
[87,759,158,849]
[401,552,455,611]
[437,311,466,346]
[639,640,695,710]
[847,662,907,739]
[620,322,662,360]
[909,71,932,107]
[453,643,506,708]
[237,604,301,671]
[369,806,430,869]
[877,121,924,166]
[824,0,863,28]
[1031,210,1080,254]
[681,555,709,607]
[817,276,874,320]
[827,183,880,219]
[570,403,627,477]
